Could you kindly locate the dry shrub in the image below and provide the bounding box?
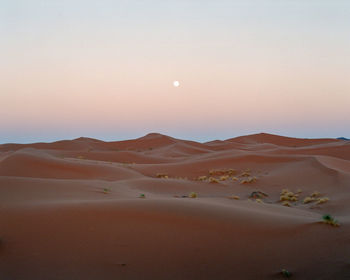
[322,214,339,227]
[209,169,236,176]
[303,196,315,204]
[280,189,289,195]
[156,173,169,179]
[282,201,291,207]
[311,191,321,198]
[209,177,219,183]
[240,177,257,184]
[280,190,298,202]
[250,191,268,199]
[189,192,197,198]
[197,175,207,181]
[316,197,329,204]
[220,175,229,181]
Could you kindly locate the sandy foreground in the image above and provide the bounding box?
[0,132,349,280]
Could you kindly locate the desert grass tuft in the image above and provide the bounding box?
[250,191,268,199]
[303,196,315,204]
[209,169,236,176]
[240,176,257,184]
[227,169,236,176]
[280,195,287,201]
[189,192,198,198]
[282,201,291,207]
[322,214,339,227]
[280,189,299,202]
[197,175,207,181]
[281,189,289,195]
[209,177,219,183]
[103,188,110,194]
[311,191,321,198]
[219,175,229,181]
[316,197,329,204]
[156,173,169,179]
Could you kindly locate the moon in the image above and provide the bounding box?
[173,80,180,87]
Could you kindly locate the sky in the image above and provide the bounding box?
[1,0,349,143]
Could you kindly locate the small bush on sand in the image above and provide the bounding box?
[281,189,289,195]
[280,190,299,202]
[197,175,207,181]
[139,193,145,198]
[220,175,229,181]
[240,177,257,184]
[209,177,219,183]
[311,191,321,198]
[156,173,169,179]
[209,169,236,176]
[189,192,197,198]
[227,169,236,176]
[285,191,294,197]
[322,214,339,227]
[316,197,329,204]
[282,201,291,207]
[250,191,268,199]
[103,188,110,194]
[303,197,315,204]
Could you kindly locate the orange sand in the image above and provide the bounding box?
[0,133,349,279]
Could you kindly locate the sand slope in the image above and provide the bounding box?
[0,133,349,280]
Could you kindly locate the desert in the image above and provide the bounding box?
[0,132,349,279]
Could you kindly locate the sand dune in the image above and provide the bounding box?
[0,149,143,180]
[228,132,340,147]
[0,132,349,279]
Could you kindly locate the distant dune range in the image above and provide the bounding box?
[0,133,350,280]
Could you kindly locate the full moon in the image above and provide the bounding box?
[173,81,180,87]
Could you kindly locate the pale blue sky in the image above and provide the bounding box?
[1,0,349,143]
